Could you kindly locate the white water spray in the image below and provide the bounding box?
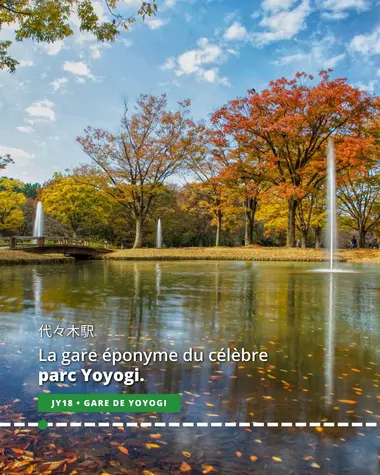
[327,138,337,271]
[33,202,44,237]
[156,219,162,249]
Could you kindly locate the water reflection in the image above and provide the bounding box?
[325,274,335,407]
[0,262,379,473]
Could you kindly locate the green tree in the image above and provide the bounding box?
[40,173,111,237]
[0,177,26,233]
[1,0,157,72]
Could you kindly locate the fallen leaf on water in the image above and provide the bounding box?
[41,460,65,471]
[236,451,242,457]
[337,400,357,405]
[11,448,24,455]
[182,451,191,458]
[311,463,321,468]
[180,461,192,472]
[250,455,258,462]
[303,456,313,461]
[202,464,215,473]
[143,471,155,475]
[118,446,129,455]
[145,443,160,449]
[272,456,282,462]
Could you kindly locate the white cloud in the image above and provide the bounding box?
[252,0,311,45]
[50,77,68,93]
[18,60,33,67]
[0,145,35,178]
[274,36,345,69]
[89,43,111,59]
[25,99,56,122]
[160,57,176,70]
[16,126,33,133]
[321,11,349,20]
[162,38,230,85]
[323,53,345,68]
[224,22,249,41]
[145,17,168,29]
[120,38,133,47]
[63,61,97,80]
[320,0,370,13]
[43,40,65,55]
[350,25,380,56]
[355,79,378,93]
[262,0,297,13]
[274,52,308,65]
[165,0,176,7]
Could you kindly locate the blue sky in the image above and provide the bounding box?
[0,0,379,183]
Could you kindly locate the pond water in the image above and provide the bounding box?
[0,261,379,474]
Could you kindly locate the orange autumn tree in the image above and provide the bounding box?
[336,128,380,247]
[211,127,270,246]
[219,161,267,246]
[212,71,377,247]
[76,94,197,248]
[186,130,240,246]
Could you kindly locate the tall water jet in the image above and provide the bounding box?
[326,138,337,271]
[156,219,162,249]
[33,201,44,237]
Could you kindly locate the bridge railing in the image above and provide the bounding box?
[0,236,110,250]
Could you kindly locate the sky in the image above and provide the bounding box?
[0,0,379,183]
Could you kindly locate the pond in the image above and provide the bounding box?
[0,261,379,474]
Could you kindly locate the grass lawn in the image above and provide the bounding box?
[107,246,380,264]
[0,250,74,265]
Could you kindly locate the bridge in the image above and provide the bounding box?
[0,236,113,260]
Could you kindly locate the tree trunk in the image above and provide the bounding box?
[133,216,144,249]
[358,227,366,248]
[215,214,222,247]
[301,228,308,248]
[287,199,298,247]
[244,198,257,246]
[314,226,322,248]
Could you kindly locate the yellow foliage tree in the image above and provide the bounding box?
[0,178,26,233]
[41,173,111,237]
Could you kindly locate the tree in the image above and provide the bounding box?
[212,71,377,247]
[338,163,379,248]
[296,188,325,247]
[40,173,111,237]
[0,177,26,233]
[0,153,13,169]
[186,131,240,247]
[77,94,197,248]
[0,0,157,72]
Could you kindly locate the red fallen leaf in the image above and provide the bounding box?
[11,448,24,455]
[118,446,129,455]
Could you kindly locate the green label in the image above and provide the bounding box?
[38,394,180,413]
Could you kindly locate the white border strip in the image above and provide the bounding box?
[0,421,376,428]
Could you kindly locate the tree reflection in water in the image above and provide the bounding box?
[0,261,379,474]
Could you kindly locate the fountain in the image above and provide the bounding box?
[156,219,162,249]
[326,138,337,271]
[33,201,44,238]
